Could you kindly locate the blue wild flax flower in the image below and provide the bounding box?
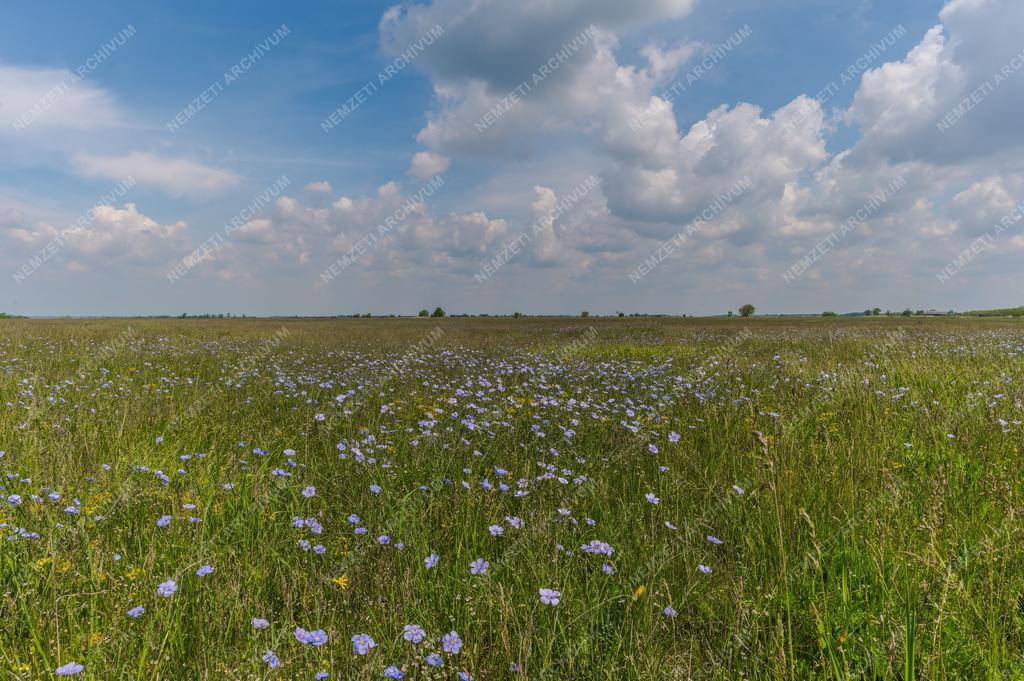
[539,588,561,605]
[55,662,84,675]
[402,624,426,643]
[351,633,376,655]
[442,631,463,654]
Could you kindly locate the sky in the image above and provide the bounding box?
[2,0,1023,317]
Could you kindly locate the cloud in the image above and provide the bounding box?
[409,151,451,179]
[0,64,124,133]
[380,0,696,91]
[71,151,241,198]
[3,202,189,272]
[845,0,1024,164]
[304,181,333,194]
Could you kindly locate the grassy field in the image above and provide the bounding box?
[2,316,1024,680]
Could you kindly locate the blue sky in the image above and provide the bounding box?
[2,0,1022,316]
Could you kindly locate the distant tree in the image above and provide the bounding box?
[581,311,589,318]
[727,311,734,317]
[617,312,625,318]
[901,309,913,317]
[431,307,446,318]
[872,307,882,316]
[738,304,755,318]
[513,311,522,318]
[823,311,838,317]
[418,309,429,317]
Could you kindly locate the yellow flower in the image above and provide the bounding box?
[34,557,53,570]
[89,632,103,647]
[332,575,350,590]
[126,567,141,581]
[632,585,646,601]
[55,560,72,574]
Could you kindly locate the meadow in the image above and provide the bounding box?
[2,316,1023,679]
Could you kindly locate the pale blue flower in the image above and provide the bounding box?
[539,588,561,605]
[351,633,376,655]
[402,624,426,643]
[442,630,463,654]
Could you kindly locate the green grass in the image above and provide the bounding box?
[1,316,1023,679]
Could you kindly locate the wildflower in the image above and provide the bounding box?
[7,494,21,506]
[316,672,329,680]
[302,486,316,497]
[539,588,561,605]
[402,624,426,643]
[647,443,659,454]
[262,650,280,668]
[332,575,349,590]
[425,653,444,667]
[369,484,381,494]
[156,515,172,527]
[602,563,614,575]
[424,553,438,569]
[384,666,404,679]
[295,627,328,645]
[351,633,376,655]
[488,524,504,537]
[581,540,614,556]
[378,535,390,545]
[127,606,145,618]
[55,662,84,676]
[313,544,326,554]
[663,605,678,617]
[632,585,646,600]
[156,579,177,597]
[668,431,680,443]
[707,535,723,545]
[252,617,270,629]
[470,558,489,575]
[644,492,660,505]
[442,631,463,654]
[698,564,713,574]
